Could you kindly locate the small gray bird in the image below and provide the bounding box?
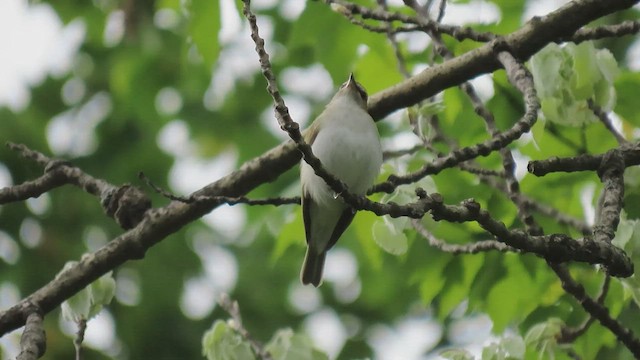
[300,73,383,287]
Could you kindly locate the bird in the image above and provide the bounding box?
[299,73,382,287]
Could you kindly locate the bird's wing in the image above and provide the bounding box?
[302,186,355,251]
[326,208,356,251]
[302,187,313,245]
[303,119,321,144]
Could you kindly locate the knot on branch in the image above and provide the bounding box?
[282,121,299,134]
[580,236,634,278]
[428,193,447,220]
[597,149,625,180]
[592,224,616,244]
[490,37,510,55]
[44,159,72,174]
[429,192,444,205]
[462,198,480,215]
[102,185,151,229]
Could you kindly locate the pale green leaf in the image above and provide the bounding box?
[60,263,115,322]
[372,217,408,255]
[570,42,600,100]
[265,328,328,360]
[524,318,563,357]
[612,212,635,251]
[440,348,475,360]
[530,41,619,127]
[86,271,116,319]
[419,100,445,117]
[202,320,255,360]
[500,336,525,359]
[529,43,564,98]
[481,343,502,360]
[593,77,616,111]
[61,284,91,322]
[596,49,619,84]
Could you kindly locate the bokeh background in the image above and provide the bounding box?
[2,0,640,359]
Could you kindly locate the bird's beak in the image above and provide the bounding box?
[346,73,358,91]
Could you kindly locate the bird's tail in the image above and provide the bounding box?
[300,247,326,287]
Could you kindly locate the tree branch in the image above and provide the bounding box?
[16,308,45,360]
[1,142,151,230]
[528,143,640,176]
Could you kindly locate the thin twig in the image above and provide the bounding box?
[412,219,517,254]
[568,20,640,43]
[139,172,300,206]
[558,275,611,343]
[74,319,86,360]
[551,263,640,356]
[588,100,627,145]
[327,0,497,42]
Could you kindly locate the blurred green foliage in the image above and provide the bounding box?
[2,0,640,359]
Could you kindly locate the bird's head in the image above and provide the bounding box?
[336,73,368,110]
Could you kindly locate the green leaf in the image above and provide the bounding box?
[615,72,640,127]
[529,42,618,127]
[595,49,619,84]
[187,0,221,69]
[60,262,115,322]
[265,328,328,360]
[354,210,384,269]
[481,343,501,360]
[441,348,475,360]
[202,320,255,360]
[438,255,484,319]
[288,3,358,82]
[416,252,450,304]
[612,212,636,251]
[569,42,600,100]
[61,281,91,322]
[87,271,116,319]
[271,207,304,263]
[500,336,526,359]
[524,318,563,358]
[529,43,565,99]
[372,217,409,255]
[485,255,537,332]
[480,337,526,360]
[288,2,390,84]
[616,213,640,309]
[419,101,445,118]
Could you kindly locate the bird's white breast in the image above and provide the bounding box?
[301,98,382,205]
